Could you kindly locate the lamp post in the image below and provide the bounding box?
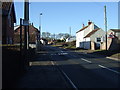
[39,13,42,38]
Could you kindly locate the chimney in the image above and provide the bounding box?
[29,23,31,26]
[82,23,85,28]
[88,20,92,25]
[32,23,33,26]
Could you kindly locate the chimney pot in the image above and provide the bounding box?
[82,24,85,28]
[88,20,92,25]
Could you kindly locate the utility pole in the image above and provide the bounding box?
[104,5,107,51]
[54,34,56,40]
[69,26,71,37]
[24,0,29,50]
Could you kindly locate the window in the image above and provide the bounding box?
[96,37,101,42]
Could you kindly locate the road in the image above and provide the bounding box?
[16,45,120,88]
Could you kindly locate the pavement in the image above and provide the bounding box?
[106,57,120,61]
[76,51,120,62]
[69,49,120,62]
[15,66,70,88]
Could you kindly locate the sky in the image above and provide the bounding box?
[14,2,118,36]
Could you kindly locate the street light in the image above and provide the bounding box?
[39,13,42,38]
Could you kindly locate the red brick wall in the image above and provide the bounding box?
[2,16,7,44]
[2,12,15,44]
[14,25,40,44]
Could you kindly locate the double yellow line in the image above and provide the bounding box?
[0,44,20,47]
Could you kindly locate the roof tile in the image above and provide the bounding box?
[84,28,100,38]
[2,2,12,11]
[76,23,92,33]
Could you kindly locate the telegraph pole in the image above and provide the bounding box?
[24,0,29,50]
[104,5,107,50]
[69,27,71,36]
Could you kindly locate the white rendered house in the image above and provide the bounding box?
[76,21,105,49]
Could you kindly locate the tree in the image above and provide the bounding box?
[50,34,56,40]
[42,32,51,39]
[64,33,71,39]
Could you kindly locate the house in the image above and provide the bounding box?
[76,21,105,50]
[40,38,48,45]
[1,2,16,44]
[102,29,120,51]
[60,36,65,41]
[66,36,76,42]
[14,23,40,44]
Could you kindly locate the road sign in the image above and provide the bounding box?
[23,20,29,26]
[108,32,115,38]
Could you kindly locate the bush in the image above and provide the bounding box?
[62,43,68,47]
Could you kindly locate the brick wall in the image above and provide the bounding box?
[91,41,95,50]
[14,25,40,44]
[100,38,120,51]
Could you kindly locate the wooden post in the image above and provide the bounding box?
[24,0,29,70]
[104,6,107,51]
[20,18,22,54]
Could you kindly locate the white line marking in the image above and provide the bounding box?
[51,61,55,65]
[81,58,92,63]
[29,62,32,66]
[60,69,78,89]
[98,65,120,74]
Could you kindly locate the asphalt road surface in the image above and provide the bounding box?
[38,45,120,88]
[16,45,120,88]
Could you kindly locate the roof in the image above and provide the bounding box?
[76,23,92,33]
[2,2,12,15]
[14,25,20,30]
[109,29,120,32]
[84,28,100,38]
[2,2,12,10]
[2,2,16,23]
[14,25,39,32]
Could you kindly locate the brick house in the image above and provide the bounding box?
[1,2,16,44]
[14,24,40,44]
